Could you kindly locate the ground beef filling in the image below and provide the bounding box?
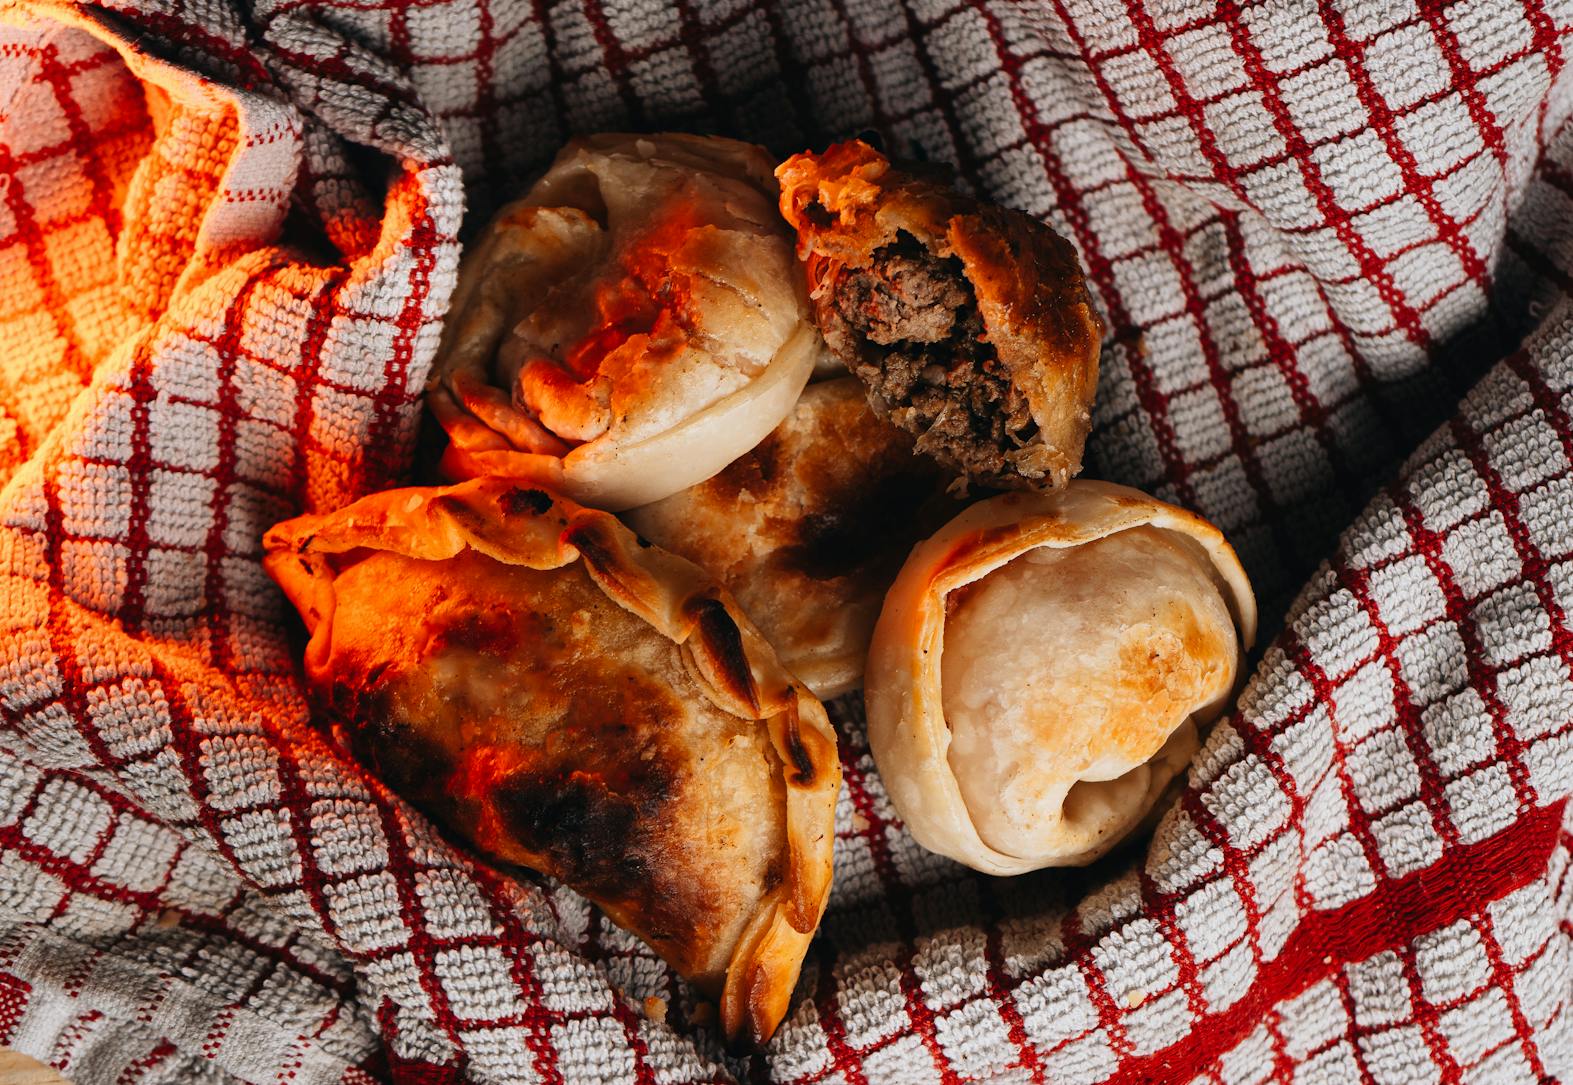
[826,234,1037,483]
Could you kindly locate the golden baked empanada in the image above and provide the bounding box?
[776,140,1103,492]
[626,377,952,699]
[430,133,819,510]
[263,478,839,1043]
[864,481,1256,874]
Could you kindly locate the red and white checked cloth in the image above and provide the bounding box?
[0,0,1571,1081]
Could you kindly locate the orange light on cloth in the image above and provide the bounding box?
[3,1,1573,1083]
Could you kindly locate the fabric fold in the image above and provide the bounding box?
[0,1,1570,1082]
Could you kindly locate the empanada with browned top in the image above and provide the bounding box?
[263,478,839,1044]
[776,139,1103,492]
[627,377,953,700]
[430,133,819,510]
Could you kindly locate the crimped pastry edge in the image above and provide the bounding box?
[863,479,1257,876]
[263,476,840,1044]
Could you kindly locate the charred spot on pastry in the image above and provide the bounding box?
[761,858,784,894]
[943,577,986,622]
[785,467,943,581]
[322,678,361,724]
[490,739,684,904]
[429,606,519,656]
[364,715,457,798]
[782,709,819,787]
[500,487,553,517]
[362,659,393,692]
[320,661,397,731]
[689,597,759,713]
[495,770,650,895]
[562,521,648,608]
[562,519,619,572]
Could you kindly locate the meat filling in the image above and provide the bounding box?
[825,233,1037,484]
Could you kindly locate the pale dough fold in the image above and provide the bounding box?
[865,481,1257,874]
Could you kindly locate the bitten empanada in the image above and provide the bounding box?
[776,140,1103,492]
[263,478,839,1043]
[865,481,1256,874]
[430,133,819,510]
[626,377,953,699]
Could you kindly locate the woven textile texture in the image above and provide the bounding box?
[0,0,1571,1081]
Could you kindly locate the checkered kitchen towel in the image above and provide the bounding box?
[1,0,1572,1081]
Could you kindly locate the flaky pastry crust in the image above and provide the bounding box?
[264,478,839,1044]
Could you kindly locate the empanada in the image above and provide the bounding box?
[776,140,1103,492]
[626,377,952,700]
[430,133,819,510]
[263,478,840,1043]
[864,481,1256,874]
